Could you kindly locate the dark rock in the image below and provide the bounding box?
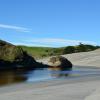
[48,56,72,71]
[0,40,47,70]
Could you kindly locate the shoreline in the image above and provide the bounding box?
[0,67,100,100]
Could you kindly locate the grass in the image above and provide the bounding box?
[18,46,59,59]
[18,44,100,59]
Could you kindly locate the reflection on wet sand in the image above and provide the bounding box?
[0,67,71,86]
[49,68,71,78]
[0,70,27,86]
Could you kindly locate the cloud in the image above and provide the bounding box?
[13,38,97,47]
[0,24,31,32]
[13,42,51,47]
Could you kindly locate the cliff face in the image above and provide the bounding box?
[0,40,23,62]
[0,40,43,70]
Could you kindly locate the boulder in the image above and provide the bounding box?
[48,56,73,71]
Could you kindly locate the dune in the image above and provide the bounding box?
[37,49,100,68]
[63,49,100,67]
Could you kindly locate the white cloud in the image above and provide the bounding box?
[13,38,97,47]
[0,24,31,32]
[13,42,51,47]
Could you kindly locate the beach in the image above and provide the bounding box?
[0,66,100,100]
[1,49,100,100]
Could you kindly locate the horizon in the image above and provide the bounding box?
[0,39,99,48]
[0,0,100,47]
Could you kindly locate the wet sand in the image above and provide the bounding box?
[0,67,100,100]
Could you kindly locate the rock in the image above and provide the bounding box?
[0,40,46,70]
[48,56,73,71]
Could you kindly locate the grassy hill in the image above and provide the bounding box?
[18,46,64,59]
[18,43,100,59]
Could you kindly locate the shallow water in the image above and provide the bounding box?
[0,67,100,86]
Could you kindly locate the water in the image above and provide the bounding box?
[0,67,100,86]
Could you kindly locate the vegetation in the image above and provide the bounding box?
[0,40,100,61]
[19,43,100,59]
[18,46,64,59]
[0,40,25,62]
[75,43,100,52]
[63,46,75,54]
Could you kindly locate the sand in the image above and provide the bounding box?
[0,74,100,100]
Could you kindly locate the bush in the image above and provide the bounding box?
[63,46,75,54]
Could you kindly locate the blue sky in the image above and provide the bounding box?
[0,0,100,47]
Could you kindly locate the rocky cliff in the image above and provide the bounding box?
[0,40,47,70]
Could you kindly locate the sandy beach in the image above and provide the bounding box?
[0,65,99,100]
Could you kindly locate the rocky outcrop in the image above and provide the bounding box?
[0,40,47,70]
[48,56,73,71]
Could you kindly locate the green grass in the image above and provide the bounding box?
[18,44,100,59]
[18,46,61,59]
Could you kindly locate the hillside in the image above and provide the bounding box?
[18,46,63,59]
[19,44,99,59]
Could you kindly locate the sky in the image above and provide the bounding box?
[0,0,100,47]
